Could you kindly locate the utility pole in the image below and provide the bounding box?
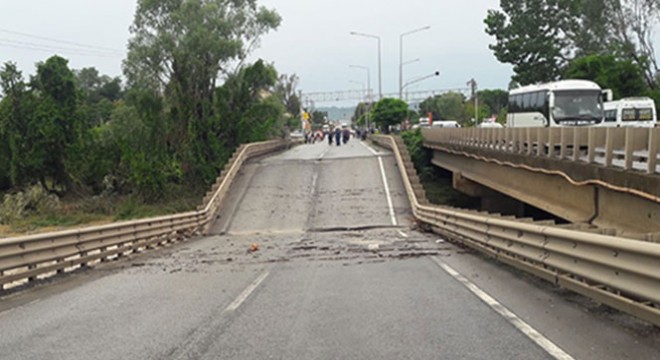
[467,78,478,124]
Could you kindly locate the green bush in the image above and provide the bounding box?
[0,185,61,224]
[401,129,434,180]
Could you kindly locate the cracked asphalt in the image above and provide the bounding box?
[0,139,658,360]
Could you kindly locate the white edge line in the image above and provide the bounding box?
[310,172,319,196]
[397,230,409,238]
[225,271,270,312]
[378,156,398,226]
[431,257,575,360]
[361,141,380,156]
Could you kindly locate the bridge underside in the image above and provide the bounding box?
[431,150,660,235]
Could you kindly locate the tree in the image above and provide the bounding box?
[74,67,123,127]
[370,98,408,132]
[309,110,327,127]
[484,0,575,84]
[485,0,660,88]
[124,0,281,181]
[418,96,441,119]
[565,54,648,99]
[477,89,509,115]
[214,60,284,176]
[571,0,619,56]
[273,73,301,116]
[30,56,81,193]
[75,67,123,103]
[351,101,373,126]
[607,0,660,88]
[0,62,34,189]
[420,92,468,122]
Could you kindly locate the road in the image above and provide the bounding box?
[0,139,658,359]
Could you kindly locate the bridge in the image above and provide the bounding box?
[0,134,659,359]
[422,127,660,235]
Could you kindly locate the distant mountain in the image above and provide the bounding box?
[316,106,355,122]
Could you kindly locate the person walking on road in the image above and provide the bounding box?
[328,128,333,145]
[335,128,341,146]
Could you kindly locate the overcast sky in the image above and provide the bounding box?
[0,0,513,98]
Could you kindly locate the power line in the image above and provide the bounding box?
[0,27,124,53]
[0,41,123,59]
[0,37,123,57]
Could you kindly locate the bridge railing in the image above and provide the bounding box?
[373,134,660,327]
[422,127,660,174]
[0,139,297,291]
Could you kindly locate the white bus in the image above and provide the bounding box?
[602,97,657,128]
[507,80,608,127]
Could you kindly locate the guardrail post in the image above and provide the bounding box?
[560,128,569,159]
[526,128,533,155]
[56,259,66,274]
[573,128,586,161]
[499,128,505,150]
[512,129,519,153]
[587,127,596,163]
[624,128,648,171]
[649,128,659,174]
[547,128,554,158]
[536,128,544,156]
[605,128,615,167]
[99,246,109,262]
[28,265,37,282]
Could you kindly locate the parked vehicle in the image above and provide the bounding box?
[507,79,608,127]
[418,117,432,126]
[601,97,657,128]
[477,121,504,128]
[432,120,461,128]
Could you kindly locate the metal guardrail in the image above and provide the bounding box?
[423,127,660,174]
[0,139,296,291]
[372,134,660,327]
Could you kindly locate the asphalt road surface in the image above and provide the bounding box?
[0,138,658,359]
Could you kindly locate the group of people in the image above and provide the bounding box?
[303,130,324,144]
[323,127,352,146]
[303,126,369,146]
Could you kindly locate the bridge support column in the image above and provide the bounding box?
[453,172,524,216]
[480,195,525,217]
[452,172,490,197]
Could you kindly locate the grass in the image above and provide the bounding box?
[0,186,205,238]
[114,192,202,221]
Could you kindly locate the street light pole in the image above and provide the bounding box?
[399,26,430,99]
[349,65,371,99]
[349,65,371,129]
[401,70,440,94]
[402,58,420,67]
[349,80,368,128]
[350,31,382,100]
